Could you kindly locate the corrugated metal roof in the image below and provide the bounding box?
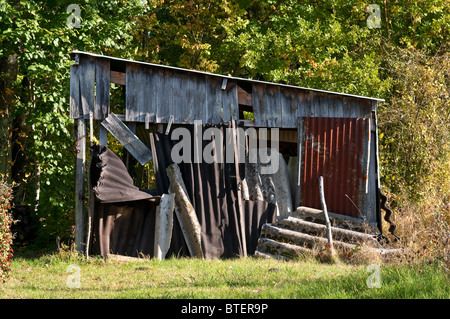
[71,50,385,103]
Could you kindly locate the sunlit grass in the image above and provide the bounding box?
[1,250,448,299]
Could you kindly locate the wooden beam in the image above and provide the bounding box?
[110,71,126,86]
[238,86,252,107]
[101,113,152,165]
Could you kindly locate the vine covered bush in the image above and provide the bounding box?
[0,180,13,282]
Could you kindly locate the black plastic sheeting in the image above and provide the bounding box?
[89,123,276,259]
[88,145,160,258]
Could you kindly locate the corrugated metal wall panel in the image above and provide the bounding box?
[299,117,370,218]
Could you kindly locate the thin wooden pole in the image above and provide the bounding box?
[318,176,333,247]
[232,120,247,257]
[318,176,339,262]
[74,118,86,254]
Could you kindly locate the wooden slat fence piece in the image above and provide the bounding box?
[316,93,329,118]
[297,90,313,118]
[333,95,344,118]
[142,66,157,123]
[206,75,223,124]
[126,63,155,123]
[79,56,96,119]
[69,64,81,118]
[189,73,206,122]
[172,71,187,124]
[223,80,238,122]
[252,83,281,127]
[252,82,265,127]
[280,87,299,128]
[125,62,139,122]
[156,68,174,123]
[94,58,110,120]
[101,113,152,165]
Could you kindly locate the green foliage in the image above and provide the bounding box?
[0,180,13,282]
[379,46,450,205]
[0,0,147,245]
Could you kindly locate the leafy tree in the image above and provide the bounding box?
[0,0,146,245]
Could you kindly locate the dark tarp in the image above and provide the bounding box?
[88,145,160,258]
[89,123,276,259]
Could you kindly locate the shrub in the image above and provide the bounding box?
[0,180,13,282]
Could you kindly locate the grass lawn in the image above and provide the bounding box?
[1,249,448,299]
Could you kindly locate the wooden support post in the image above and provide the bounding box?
[74,118,86,254]
[232,120,247,257]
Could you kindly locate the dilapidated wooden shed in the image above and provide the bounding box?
[70,51,392,260]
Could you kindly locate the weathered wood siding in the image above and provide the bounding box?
[125,64,239,125]
[70,55,374,128]
[251,83,373,128]
[70,56,110,120]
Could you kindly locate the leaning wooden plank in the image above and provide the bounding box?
[95,58,110,120]
[166,163,203,258]
[154,193,175,260]
[101,113,153,165]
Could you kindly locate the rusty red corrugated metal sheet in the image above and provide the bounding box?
[299,117,370,218]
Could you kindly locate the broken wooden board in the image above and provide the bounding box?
[154,193,175,260]
[100,113,153,165]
